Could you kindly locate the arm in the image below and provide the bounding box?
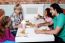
[43,17,53,26]
[36,22,53,28]
[37,18,53,27]
[35,26,61,35]
[41,22,50,26]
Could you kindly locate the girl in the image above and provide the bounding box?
[11,4,23,29]
[11,4,23,36]
[36,8,53,29]
[0,9,15,43]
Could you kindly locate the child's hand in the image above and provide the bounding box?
[35,30,39,34]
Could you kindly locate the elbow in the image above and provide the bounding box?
[53,31,59,35]
[54,32,58,35]
[50,30,59,35]
[53,27,61,35]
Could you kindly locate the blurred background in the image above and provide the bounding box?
[0,0,65,4]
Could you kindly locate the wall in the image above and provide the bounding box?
[0,4,65,17]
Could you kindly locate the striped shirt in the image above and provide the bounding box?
[11,13,23,28]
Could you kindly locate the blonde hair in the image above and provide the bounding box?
[14,4,22,14]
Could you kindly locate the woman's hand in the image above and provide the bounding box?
[35,30,46,34]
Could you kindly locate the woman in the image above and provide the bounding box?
[35,3,65,42]
[11,4,23,36]
[0,9,15,43]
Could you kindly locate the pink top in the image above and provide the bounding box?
[44,16,53,24]
[0,16,15,42]
[0,28,15,42]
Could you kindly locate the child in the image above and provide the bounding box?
[0,9,15,42]
[11,4,23,29]
[11,4,23,36]
[36,8,53,29]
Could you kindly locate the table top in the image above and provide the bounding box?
[15,26,55,42]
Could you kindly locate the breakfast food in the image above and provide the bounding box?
[20,29,26,34]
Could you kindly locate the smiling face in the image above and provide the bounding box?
[50,7,57,16]
[14,6,22,15]
[44,10,47,16]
